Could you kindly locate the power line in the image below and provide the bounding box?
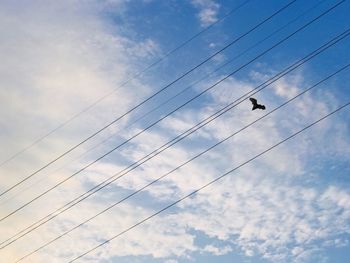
[0,0,252,168]
[3,26,349,249]
[65,101,350,263]
[0,0,340,222]
[0,0,297,198]
[14,62,350,263]
[2,12,347,246]
[0,0,324,209]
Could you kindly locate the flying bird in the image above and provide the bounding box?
[249,98,266,110]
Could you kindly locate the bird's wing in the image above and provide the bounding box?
[249,98,257,105]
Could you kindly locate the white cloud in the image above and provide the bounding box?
[191,0,220,27]
[0,0,162,260]
[127,38,161,59]
[2,70,349,262]
[202,244,232,255]
[44,72,349,263]
[0,0,161,170]
[0,2,349,263]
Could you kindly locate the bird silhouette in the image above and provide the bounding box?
[249,98,266,110]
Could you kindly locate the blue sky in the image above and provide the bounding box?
[0,0,350,262]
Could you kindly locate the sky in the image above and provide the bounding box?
[0,0,350,262]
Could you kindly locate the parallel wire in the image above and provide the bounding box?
[1,0,339,222]
[66,100,350,263]
[0,0,252,168]
[3,24,349,249]
[14,62,350,263]
[0,0,324,208]
[0,0,296,198]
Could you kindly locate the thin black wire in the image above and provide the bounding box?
[15,63,350,263]
[0,0,337,222]
[0,0,296,198]
[4,25,349,249]
[0,0,252,168]
[0,0,324,209]
[66,103,350,263]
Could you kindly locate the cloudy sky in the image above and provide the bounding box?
[0,0,350,262]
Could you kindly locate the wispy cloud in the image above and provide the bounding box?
[19,73,347,263]
[191,0,220,27]
[0,0,160,179]
[0,1,349,263]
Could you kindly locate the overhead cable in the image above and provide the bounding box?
[3,24,349,249]
[0,0,341,222]
[0,0,297,198]
[0,0,324,209]
[14,62,350,263]
[0,0,252,168]
[67,100,350,262]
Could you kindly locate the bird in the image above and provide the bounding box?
[249,97,266,110]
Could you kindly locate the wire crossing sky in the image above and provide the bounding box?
[13,63,350,263]
[0,0,329,210]
[67,101,350,262]
[0,0,343,223]
[0,0,349,262]
[0,0,298,199]
[2,25,350,249]
[0,0,252,168]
